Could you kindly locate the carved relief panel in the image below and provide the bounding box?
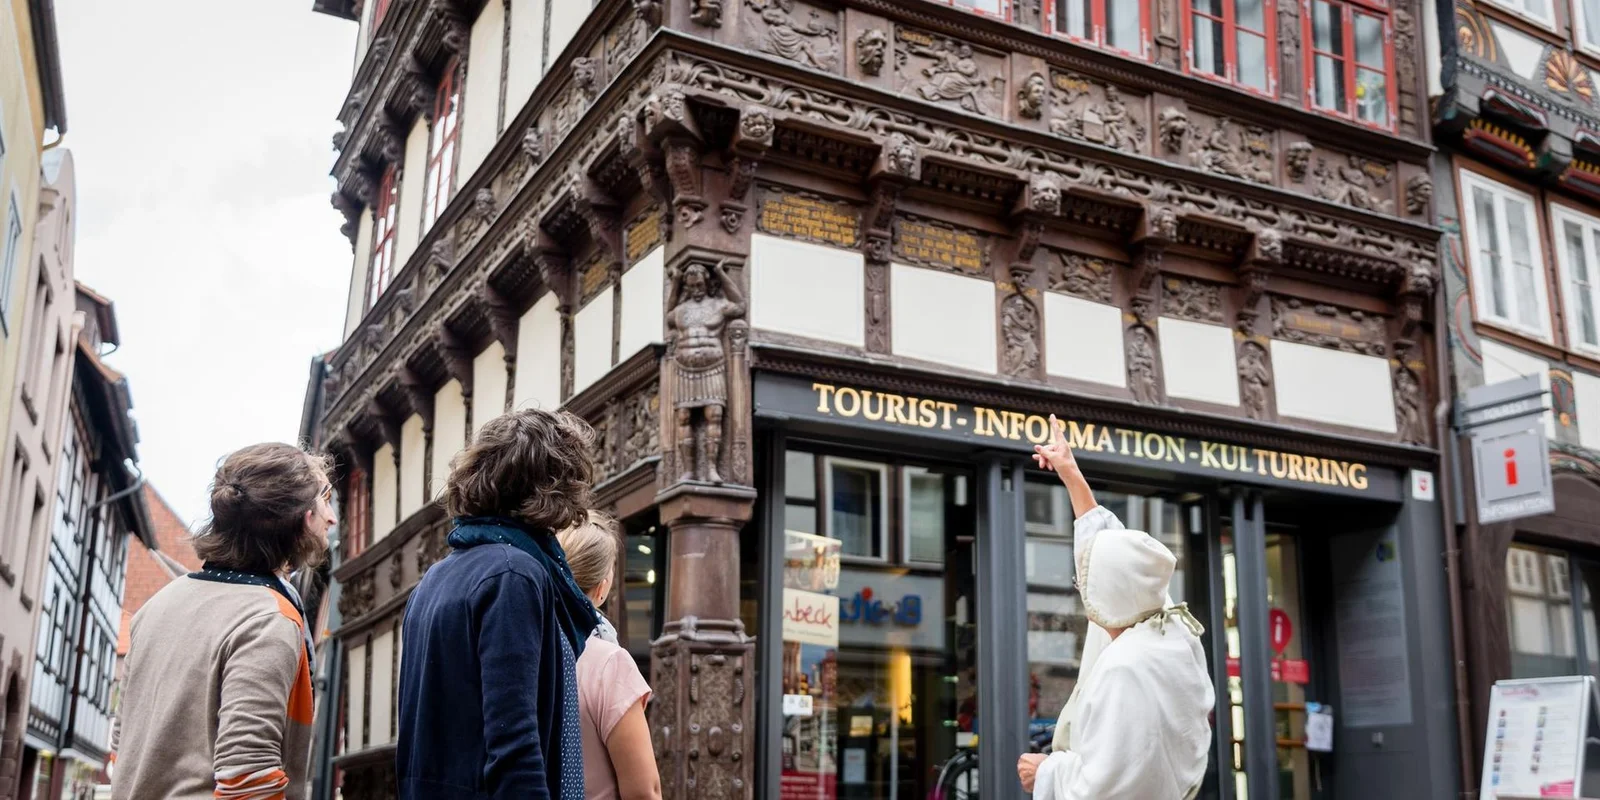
[1271,297,1388,356]
[1280,143,1397,213]
[741,0,842,72]
[1186,111,1275,185]
[893,27,1006,117]
[1047,70,1150,155]
[1046,249,1116,304]
[1161,276,1226,324]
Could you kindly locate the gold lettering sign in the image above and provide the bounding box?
[893,217,988,273]
[808,382,1372,491]
[625,208,663,264]
[757,189,860,248]
[580,255,610,302]
[897,28,936,47]
[1278,307,1384,344]
[1053,72,1090,94]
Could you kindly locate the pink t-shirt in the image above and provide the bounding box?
[576,637,652,800]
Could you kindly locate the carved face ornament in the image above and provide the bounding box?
[684,264,710,299]
[857,29,887,75]
[741,108,775,141]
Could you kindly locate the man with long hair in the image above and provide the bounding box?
[397,408,600,800]
[113,443,335,799]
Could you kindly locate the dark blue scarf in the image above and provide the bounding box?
[446,516,599,659]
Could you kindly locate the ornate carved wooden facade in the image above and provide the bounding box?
[307,0,1439,797]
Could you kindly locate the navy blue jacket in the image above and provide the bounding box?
[396,543,577,799]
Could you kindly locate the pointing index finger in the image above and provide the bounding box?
[1049,414,1064,447]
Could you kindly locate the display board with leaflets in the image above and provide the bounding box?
[1480,676,1600,799]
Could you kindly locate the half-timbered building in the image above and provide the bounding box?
[306,1,1454,798]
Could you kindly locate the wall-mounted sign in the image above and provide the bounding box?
[783,588,841,648]
[839,586,923,627]
[758,187,860,249]
[1226,656,1310,685]
[893,215,989,273]
[1269,608,1293,657]
[753,374,1402,501]
[1462,376,1554,525]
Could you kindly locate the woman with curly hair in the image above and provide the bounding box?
[397,408,600,800]
[112,443,335,800]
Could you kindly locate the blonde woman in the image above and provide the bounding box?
[558,512,662,800]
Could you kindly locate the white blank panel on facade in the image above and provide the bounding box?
[345,211,375,338]
[1271,340,1396,433]
[369,630,395,744]
[396,120,429,269]
[1575,371,1600,450]
[457,0,506,183]
[573,288,615,397]
[372,443,397,543]
[473,341,509,434]
[432,380,467,499]
[618,246,665,361]
[749,234,864,347]
[513,292,562,410]
[505,0,547,117]
[1158,317,1241,406]
[891,264,996,374]
[345,642,367,750]
[1481,338,1556,438]
[548,1,590,62]
[1044,292,1125,387]
[399,414,426,520]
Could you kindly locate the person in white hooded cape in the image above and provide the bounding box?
[1018,416,1215,799]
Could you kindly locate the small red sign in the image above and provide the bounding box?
[1225,657,1311,685]
[1506,448,1520,487]
[1270,608,1293,656]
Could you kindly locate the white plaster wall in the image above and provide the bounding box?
[891,264,996,373]
[399,414,427,519]
[345,211,375,338]
[506,0,547,117]
[432,380,467,499]
[618,246,664,361]
[396,119,429,269]
[750,235,864,347]
[369,630,395,744]
[473,341,509,434]
[458,0,507,183]
[1044,292,1125,387]
[513,292,562,410]
[345,642,367,749]
[574,288,615,397]
[372,443,398,543]
[1271,340,1396,433]
[1493,23,1546,82]
[1159,318,1240,406]
[1575,370,1600,450]
[1482,338,1556,438]
[548,0,590,61]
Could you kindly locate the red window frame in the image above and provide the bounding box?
[939,0,1010,21]
[343,465,370,560]
[369,166,398,309]
[422,61,462,231]
[1182,0,1279,98]
[1303,0,1397,131]
[1047,0,1152,58]
[373,0,393,29]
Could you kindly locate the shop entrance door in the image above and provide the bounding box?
[1220,524,1328,800]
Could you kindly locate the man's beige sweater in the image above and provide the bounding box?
[111,576,315,800]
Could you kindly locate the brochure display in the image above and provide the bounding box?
[1480,676,1600,799]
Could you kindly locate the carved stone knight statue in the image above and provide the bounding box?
[666,260,747,483]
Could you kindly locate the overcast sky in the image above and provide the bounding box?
[55,0,357,526]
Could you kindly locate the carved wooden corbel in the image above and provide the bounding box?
[633,0,662,28]
[640,86,707,231]
[873,131,922,183]
[401,370,437,435]
[479,282,519,362]
[376,119,406,167]
[332,190,363,249]
[1129,205,1176,326]
[860,179,902,354]
[369,399,405,458]
[996,173,1057,382]
[1236,228,1281,333]
[571,170,622,268]
[1396,239,1437,341]
[689,0,724,27]
[400,56,438,122]
[721,105,775,234]
[435,328,475,400]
